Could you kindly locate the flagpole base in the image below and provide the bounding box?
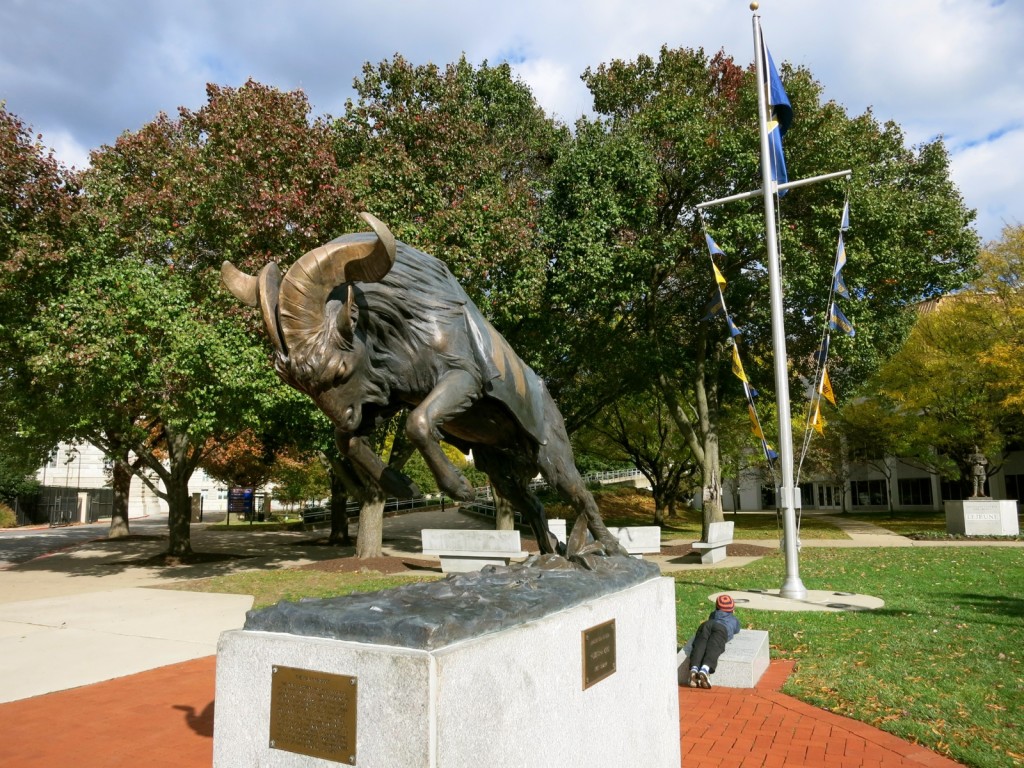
[779,577,808,600]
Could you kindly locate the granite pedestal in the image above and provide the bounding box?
[214,558,680,768]
[944,499,1020,536]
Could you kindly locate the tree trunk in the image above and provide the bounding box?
[327,471,352,546]
[493,488,516,531]
[355,485,385,559]
[164,430,197,557]
[107,459,132,538]
[652,496,666,526]
[700,431,724,541]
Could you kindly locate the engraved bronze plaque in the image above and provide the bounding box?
[269,665,357,764]
[582,619,616,689]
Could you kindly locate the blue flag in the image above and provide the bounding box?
[829,302,856,337]
[766,49,793,135]
[840,201,850,231]
[702,295,725,321]
[834,233,847,276]
[833,234,850,298]
[705,233,726,257]
[814,336,830,364]
[833,272,850,300]
[726,313,742,337]
[764,48,792,192]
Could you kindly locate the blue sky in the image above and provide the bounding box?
[2,0,1021,244]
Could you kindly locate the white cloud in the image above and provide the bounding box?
[951,126,1024,244]
[514,58,586,124]
[2,0,1021,242]
[44,129,92,172]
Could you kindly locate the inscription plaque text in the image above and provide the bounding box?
[582,619,617,689]
[269,665,357,764]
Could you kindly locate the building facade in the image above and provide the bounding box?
[723,450,1024,513]
[35,441,230,519]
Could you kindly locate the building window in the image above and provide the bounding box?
[941,478,988,500]
[851,479,888,506]
[816,485,841,507]
[898,478,933,506]
[1005,474,1024,501]
[761,485,776,509]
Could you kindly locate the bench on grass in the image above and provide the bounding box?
[547,520,661,558]
[609,526,662,557]
[676,628,770,688]
[421,529,528,574]
[692,521,734,564]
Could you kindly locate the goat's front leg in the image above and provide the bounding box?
[406,370,479,501]
[335,431,421,499]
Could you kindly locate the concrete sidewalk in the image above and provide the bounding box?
[0,588,252,703]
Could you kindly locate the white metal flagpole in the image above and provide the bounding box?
[751,7,807,599]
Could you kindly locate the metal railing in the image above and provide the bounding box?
[300,494,453,524]
[295,468,644,525]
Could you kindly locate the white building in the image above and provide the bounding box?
[35,441,230,519]
[723,451,1024,512]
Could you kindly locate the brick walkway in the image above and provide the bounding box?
[680,661,962,767]
[0,656,962,767]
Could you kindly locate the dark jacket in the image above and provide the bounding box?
[708,609,741,641]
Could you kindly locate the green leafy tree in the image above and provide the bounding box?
[0,105,81,512]
[577,390,697,524]
[866,293,1023,488]
[977,225,1024,414]
[545,46,978,536]
[13,82,354,555]
[335,54,567,340]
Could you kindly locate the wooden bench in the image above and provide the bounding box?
[421,529,528,573]
[676,628,770,688]
[547,520,660,557]
[691,521,734,564]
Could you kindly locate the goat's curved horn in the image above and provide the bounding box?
[221,262,258,306]
[277,213,396,359]
[221,261,287,356]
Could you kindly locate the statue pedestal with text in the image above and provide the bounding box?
[213,558,680,768]
[944,499,1020,536]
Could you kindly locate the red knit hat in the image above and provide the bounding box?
[716,594,735,612]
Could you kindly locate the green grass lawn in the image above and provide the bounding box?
[843,508,1023,539]
[675,547,1022,768]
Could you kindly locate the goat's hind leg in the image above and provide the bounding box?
[537,436,627,558]
[474,448,560,555]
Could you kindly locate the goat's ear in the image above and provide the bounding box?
[337,284,358,340]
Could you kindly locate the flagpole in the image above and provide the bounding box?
[752,7,807,599]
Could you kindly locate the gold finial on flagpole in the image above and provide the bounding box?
[750,2,760,10]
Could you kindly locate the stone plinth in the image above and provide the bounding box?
[677,629,770,688]
[213,561,680,768]
[944,499,1020,536]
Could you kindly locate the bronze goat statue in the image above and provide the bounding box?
[222,213,625,560]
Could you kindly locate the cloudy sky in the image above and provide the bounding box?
[2,0,1020,243]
